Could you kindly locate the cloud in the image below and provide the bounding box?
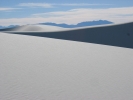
[32,7,133,23]
[0,7,21,11]
[0,7,133,26]
[19,3,53,8]
[18,3,111,8]
[56,3,111,6]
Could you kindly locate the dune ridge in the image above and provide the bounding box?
[1,22,133,49]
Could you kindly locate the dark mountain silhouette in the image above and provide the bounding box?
[40,20,113,28]
[0,26,3,29]
[0,25,18,29]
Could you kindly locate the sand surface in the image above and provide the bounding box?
[0,32,133,100]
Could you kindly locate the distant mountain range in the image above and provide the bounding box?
[0,20,113,29]
[40,20,113,28]
[0,25,19,29]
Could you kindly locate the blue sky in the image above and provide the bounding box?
[0,0,133,26]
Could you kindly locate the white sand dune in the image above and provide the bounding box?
[1,24,67,32]
[1,22,133,49]
[1,21,132,33]
[0,31,133,100]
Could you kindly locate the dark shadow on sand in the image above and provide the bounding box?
[0,22,133,49]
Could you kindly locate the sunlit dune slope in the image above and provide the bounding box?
[0,24,67,32]
[0,32,133,100]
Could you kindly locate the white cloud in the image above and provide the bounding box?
[19,3,53,8]
[33,7,133,23]
[55,3,111,6]
[18,3,111,8]
[0,7,20,11]
[0,7,133,26]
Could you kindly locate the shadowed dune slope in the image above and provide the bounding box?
[0,22,133,49]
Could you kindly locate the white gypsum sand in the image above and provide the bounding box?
[0,32,133,100]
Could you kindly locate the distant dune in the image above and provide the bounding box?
[0,25,67,32]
